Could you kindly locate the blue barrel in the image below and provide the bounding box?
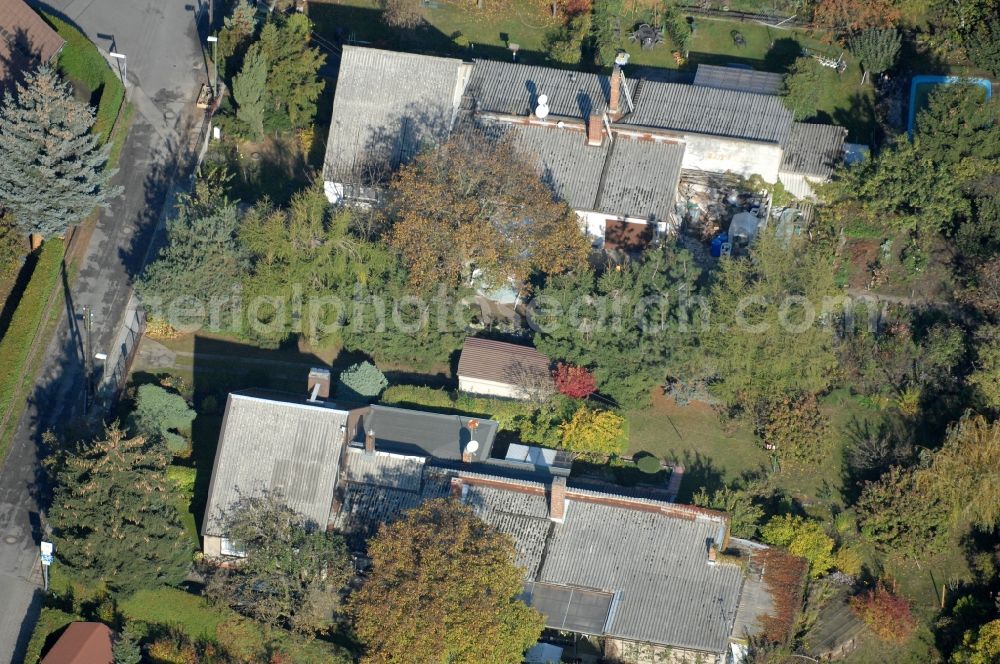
[710,232,728,258]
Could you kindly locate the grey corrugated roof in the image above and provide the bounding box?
[322,46,467,183]
[539,501,742,652]
[779,121,847,178]
[466,60,631,120]
[333,465,452,537]
[598,136,685,222]
[490,122,607,211]
[203,393,348,536]
[625,80,792,143]
[344,448,425,491]
[482,120,683,221]
[354,405,498,461]
[463,484,551,575]
[693,64,784,96]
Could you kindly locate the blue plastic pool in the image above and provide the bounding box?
[908,75,992,138]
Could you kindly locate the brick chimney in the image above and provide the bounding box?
[364,428,376,455]
[307,368,331,401]
[708,543,718,564]
[609,65,622,119]
[586,113,604,146]
[549,477,567,522]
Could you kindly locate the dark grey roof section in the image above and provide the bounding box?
[522,582,615,634]
[598,136,685,222]
[538,501,742,653]
[780,121,847,178]
[203,393,348,536]
[693,64,784,96]
[323,46,468,184]
[624,80,793,143]
[343,448,425,491]
[492,122,607,210]
[467,60,634,120]
[353,405,498,462]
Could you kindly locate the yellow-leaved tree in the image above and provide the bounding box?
[559,406,627,458]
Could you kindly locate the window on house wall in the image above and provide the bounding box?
[220,537,246,558]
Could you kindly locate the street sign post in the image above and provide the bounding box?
[40,541,54,591]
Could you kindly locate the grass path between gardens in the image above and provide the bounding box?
[43,13,125,143]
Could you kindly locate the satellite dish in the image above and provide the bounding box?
[466,440,480,454]
[535,94,550,118]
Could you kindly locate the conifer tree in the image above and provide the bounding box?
[0,66,120,238]
[47,426,191,595]
[233,45,267,141]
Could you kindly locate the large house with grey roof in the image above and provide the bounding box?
[204,377,790,663]
[323,46,848,250]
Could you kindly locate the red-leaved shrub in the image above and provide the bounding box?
[850,582,916,643]
[554,363,597,398]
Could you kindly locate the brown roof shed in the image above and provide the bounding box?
[0,0,65,84]
[41,622,113,664]
[457,337,552,387]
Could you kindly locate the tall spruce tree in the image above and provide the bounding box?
[137,167,247,332]
[47,426,191,595]
[233,45,267,141]
[258,14,325,128]
[0,66,120,238]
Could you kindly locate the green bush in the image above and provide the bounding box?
[0,240,64,428]
[337,361,388,403]
[636,454,661,474]
[44,13,125,143]
[167,465,196,495]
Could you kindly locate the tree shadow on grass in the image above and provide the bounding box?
[665,448,724,503]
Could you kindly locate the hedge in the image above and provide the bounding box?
[380,385,534,430]
[24,607,80,664]
[0,240,64,424]
[44,14,125,144]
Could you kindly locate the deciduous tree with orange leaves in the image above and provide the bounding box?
[813,0,899,39]
[388,129,589,292]
[350,499,543,663]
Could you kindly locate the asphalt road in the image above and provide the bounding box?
[0,2,209,661]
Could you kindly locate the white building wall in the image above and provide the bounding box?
[324,180,344,204]
[459,376,524,399]
[605,637,722,664]
[681,134,783,183]
[777,170,824,200]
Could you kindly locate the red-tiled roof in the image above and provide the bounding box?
[457,337,551,386]
[0,0,66,83]
[41,622,113,664]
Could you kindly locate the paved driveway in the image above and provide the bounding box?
[0,2,209,661]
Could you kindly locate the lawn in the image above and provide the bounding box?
[121,587,232,638]
[309,0,557,64]
[43,13,125,143]
[627,388,875,507]
[626,391,766,501]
